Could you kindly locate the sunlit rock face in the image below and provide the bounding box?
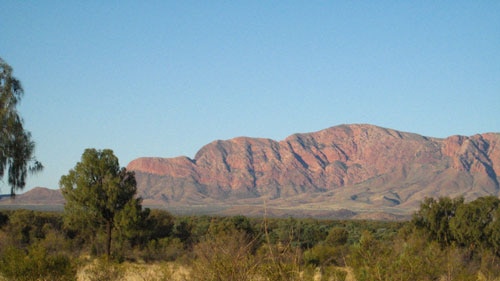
[127,124,500,215]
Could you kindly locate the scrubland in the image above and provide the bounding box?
[2,196,500,281]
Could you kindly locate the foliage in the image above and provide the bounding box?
[486,206,500,255]
[60,148,144,257]
[450,196,500,252]
[325,227,349,246]
[0,243,75,281]
[256,242,303,281]
[142,209,175,242]
[2,195,500,279]
[304,227,349,267]
[265,217,329,250]
[478,251,500,281]
[414,196,500,259]
[304,243,346,267]
[172,216,194,245]
[141,237,184,262]
[191,229,259,281]
[343,195,500,281]
[256,217,305,281]
[412,196,464,246]
[1,209,65,247]
[348,229,480,281]
[0,57,42,195]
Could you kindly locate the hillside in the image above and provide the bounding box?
[0,187,65,210]
[127,124,500,218]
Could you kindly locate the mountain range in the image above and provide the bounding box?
[126,124,500,219]
[2,124,499,220]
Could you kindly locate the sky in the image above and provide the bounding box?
[1,1,499,192]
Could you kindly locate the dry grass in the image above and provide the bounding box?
[77,261,190,281]
[75,260,357,281]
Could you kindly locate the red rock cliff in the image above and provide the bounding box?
[127,124,500,211]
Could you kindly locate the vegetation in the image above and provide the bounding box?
[0,57,42,196]
[3,195,500,280]
[3,149,500,280]
[60,148,145,258]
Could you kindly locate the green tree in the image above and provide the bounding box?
[486,206,500,255]
[0,57,42,195]
[450,196,500,253]
[60,148,141,257]
[412,196,464,245]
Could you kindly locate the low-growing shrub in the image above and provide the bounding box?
[0,244,75,281]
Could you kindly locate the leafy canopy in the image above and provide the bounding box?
[0,57,42,195]
[60,148,141,257]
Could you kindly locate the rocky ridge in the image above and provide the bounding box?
[127,124,500,218]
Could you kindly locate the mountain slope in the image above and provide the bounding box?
[0,187,65,205]
[127,124,500,217]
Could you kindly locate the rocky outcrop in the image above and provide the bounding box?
[127,124,500,216]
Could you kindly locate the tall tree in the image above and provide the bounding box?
[0,57,42,195]
[60,148,141,257]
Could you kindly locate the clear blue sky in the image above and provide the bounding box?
[1,1,499,192]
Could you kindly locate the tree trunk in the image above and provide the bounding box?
[106,219,112,258]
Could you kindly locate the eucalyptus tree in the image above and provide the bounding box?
[0,57,42,195]
[60,148,142,257]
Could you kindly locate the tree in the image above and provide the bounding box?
[486,207,500,255]
[450,196,500,253]
[0,57,42,195]
[412,196,464,246]
[60,148,141,257]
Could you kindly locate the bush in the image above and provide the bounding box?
[0,244,75,281]
[141,237,184,262]
[191,229,259,281]
[255,242,303,281]
[304,243,347,267]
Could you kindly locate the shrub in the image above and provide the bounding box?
[141,237,184,262]
[304,243,347,267]
[191,229,258,281]
[0,244,75,281]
